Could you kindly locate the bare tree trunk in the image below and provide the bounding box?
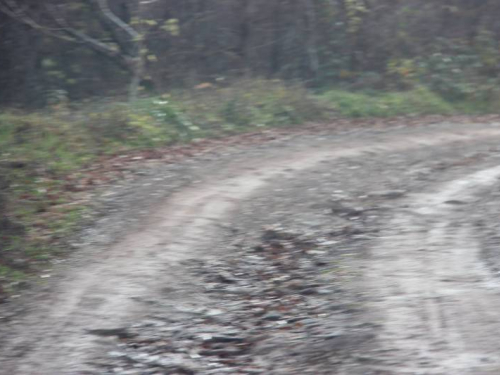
[302,0,320,81]
[128,57,144,102]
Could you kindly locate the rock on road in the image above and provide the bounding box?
[2,122,500,374]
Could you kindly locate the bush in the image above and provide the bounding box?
[174,79,328,132]
[414,36,500,102]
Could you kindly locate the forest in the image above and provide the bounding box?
[2,0,500,107]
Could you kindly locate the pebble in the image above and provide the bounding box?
[369,190,406,199]
[262,311,283,321]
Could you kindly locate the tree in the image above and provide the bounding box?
[0,0,146,101]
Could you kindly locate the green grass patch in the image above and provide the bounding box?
[320,86,455,117]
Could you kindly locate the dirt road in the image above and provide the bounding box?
[2,122,500,374]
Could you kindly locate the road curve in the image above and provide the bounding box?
[2,123,500,374]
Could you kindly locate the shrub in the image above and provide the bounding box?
[414,36,500,102]
[175,79,328,132]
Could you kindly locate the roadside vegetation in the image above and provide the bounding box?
[0,79,326,290]
[3,79,500,292]
[3,0,500,295]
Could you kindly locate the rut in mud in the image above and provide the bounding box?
[365,166,500,374]
[2,123,500,374]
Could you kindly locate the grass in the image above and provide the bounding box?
[1,79,499,292]
[319,85,500,117]
[320,86,455,117]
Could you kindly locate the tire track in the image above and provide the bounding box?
[366,165,500,374]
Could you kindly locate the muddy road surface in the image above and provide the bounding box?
[3,122,500,374]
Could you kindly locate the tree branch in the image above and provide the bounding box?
[83,0,134,56]
[0,0,74,41]
[94,0,140,41]
[46,3,130,69]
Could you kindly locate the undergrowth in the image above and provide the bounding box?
[320,86,500,117]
